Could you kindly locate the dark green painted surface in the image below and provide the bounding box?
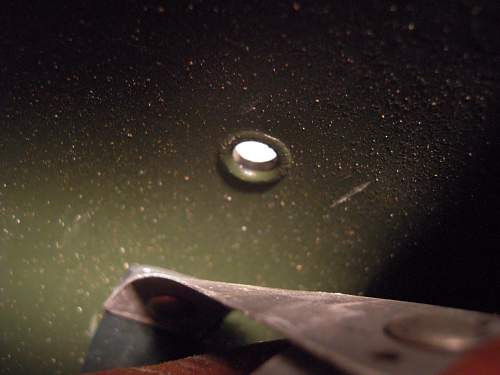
[1,1,499,374]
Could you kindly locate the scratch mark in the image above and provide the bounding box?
[330,182,371,208]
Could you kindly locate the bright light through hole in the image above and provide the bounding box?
[233,140,278,166]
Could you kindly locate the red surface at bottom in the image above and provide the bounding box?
[440,338,500,375]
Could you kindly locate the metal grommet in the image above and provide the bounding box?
[219,131,292,185]
[384,312,499,353]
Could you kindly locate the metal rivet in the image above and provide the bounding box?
[219,131,292,185]
[385,312,499,353]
